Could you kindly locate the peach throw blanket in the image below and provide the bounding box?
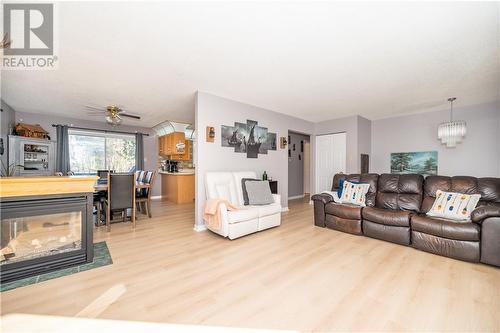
[203,199,238,231]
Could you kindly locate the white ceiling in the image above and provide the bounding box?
[2,1,499,127]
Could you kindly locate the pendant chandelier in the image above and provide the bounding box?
[438,97,466,148]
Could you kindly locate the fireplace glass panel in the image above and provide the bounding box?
[1,212,82,265]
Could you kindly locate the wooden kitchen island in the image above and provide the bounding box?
[160,171,195,204]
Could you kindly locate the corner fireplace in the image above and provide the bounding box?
[0,194,93,283]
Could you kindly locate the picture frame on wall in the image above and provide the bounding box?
[220,119,278,158]
[390,151,438,176]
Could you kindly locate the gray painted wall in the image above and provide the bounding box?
[14,111,161,196]
[288,132,310,198]
[371,102,500,177]
[195,92,314,227]
[0,100,16,168]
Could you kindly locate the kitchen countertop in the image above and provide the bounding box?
[159,170,195,176]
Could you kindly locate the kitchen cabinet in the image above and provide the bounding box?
[158,132,191,161]
[160,172,195,204]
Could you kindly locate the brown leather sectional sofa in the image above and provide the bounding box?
[311,173,500,267]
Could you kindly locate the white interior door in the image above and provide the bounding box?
[315,133,346,193]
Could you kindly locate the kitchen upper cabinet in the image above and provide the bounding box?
[159,132,191,161]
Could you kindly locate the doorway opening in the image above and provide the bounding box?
[287,131,311,203]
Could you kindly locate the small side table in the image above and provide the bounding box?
[269,180,278,194]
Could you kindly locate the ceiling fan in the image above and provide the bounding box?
[85,105,141,126]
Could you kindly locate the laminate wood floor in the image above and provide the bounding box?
[2,198,499,332]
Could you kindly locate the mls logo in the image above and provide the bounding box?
[3,3,54,56]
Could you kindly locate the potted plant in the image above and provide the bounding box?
[0,160,24,177]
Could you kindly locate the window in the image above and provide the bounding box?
[68,129,136,174]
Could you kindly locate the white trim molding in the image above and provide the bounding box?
[288,194,305,200]
[151,195,162,200]
[281,207,289,212]
[193,224,207,232]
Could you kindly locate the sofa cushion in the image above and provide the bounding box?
[249,203,281,217]
[362,206,412,227]
[227,208,259,224]
[411,215,480,241]
[206,172,240,206]
[325,203,362,220]
[376,174,423,212]
[422,176,500,213]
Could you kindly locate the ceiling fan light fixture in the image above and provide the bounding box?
[438,97,466,148]
[106,115,122,126]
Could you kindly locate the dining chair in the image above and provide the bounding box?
[67,171,75,176]
[137,170,146,182]
[135,170,156,218]
[93,191,105,226]
[135,170,146,212]
[104,173,136,232]
[97,169,114,182]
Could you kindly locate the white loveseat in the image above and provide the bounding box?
[205,171,282,239]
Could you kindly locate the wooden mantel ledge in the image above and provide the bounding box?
[0,176,99,198]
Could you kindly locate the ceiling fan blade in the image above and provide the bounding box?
[84,105,107,111]
[120,113,141,120]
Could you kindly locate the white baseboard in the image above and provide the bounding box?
[151,195,162,200]
[281,207,289,212]
[288,194,305,200]
[193,224,207,232]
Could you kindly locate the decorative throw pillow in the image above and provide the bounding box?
[246,181,274,205]
[242,178,260,205]
[339,180,370,206]
[337,179,345,197]
[427,190,481,221]
[321,191,341,203]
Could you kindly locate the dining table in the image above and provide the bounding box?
[94,181,151,192]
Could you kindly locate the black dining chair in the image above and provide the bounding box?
[97,169,114,182]
[104,173,136,232]
[136,170,156,218]
[93,191,105,226]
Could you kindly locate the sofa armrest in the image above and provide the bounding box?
[272,194,281,205]
[471,205,500,224]
[311,193,335,205]
[311,193,334,227]
[204,201,230,237]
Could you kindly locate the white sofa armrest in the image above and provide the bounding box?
[272,194,281,205]
[205,201,230,237]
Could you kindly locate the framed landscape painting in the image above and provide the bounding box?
[390,151,438,176]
